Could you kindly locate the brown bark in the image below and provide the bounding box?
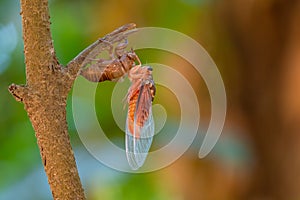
[9,0,86,199]
[8,1,136,199]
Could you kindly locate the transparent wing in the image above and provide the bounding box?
[125,84,154,170]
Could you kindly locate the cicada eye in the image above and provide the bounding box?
[147,67,153,71]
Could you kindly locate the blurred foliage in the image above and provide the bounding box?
[0,0,255,199]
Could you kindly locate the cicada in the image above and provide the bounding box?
[125,65,156,170]
[79,24,155,169]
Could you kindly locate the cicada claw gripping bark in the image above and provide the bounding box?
[80,34,155,170]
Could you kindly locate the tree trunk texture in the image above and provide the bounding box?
[220,0,300,199]
[9,0,86,199]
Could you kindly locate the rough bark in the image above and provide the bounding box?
[9,0,86,199]
[8,0,136,199]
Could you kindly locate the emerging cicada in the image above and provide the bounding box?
[79,25,155,169]
[125,65,155,170]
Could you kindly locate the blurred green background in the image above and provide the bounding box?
[1,0,300,199]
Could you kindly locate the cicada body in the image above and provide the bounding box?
[78,24,156,169]
[125,65,156,170]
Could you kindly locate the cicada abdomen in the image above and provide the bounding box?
[125,65,156,170]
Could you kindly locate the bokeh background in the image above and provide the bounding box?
[1,0,300,199]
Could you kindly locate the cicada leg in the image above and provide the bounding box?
[99,38,114,59]
[115,39,128,58]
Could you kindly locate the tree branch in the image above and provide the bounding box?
[9,0,137,199]
[8,84,28,102]
[9,0,85,199]
[21,0,59,87]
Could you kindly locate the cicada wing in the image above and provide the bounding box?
[125,84,154,170]
[125,109,154,170]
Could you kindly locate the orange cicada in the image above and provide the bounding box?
[125,65,155,170]
[79,28,155,169]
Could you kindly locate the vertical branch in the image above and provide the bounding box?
[8,0,137,198]
[9,0,86,199]
[21,0,58,87]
